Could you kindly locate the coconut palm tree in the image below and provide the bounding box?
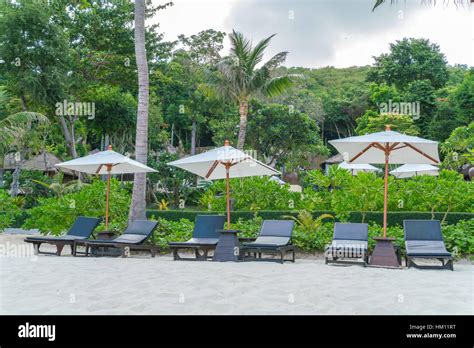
[215,30,298,150]
[129,0,149,221]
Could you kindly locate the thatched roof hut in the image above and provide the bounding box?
[3,152,75,175]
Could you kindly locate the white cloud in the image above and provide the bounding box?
[152,0,473,68]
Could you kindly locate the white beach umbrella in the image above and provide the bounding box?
[338,161,382,175]
[56,146,156,230]
[329,125,440,238]
[390,164,439,179]
[168,140,280,229]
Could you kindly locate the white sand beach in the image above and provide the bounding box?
[0,233,472,315]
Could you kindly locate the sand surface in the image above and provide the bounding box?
[1,234,472,315]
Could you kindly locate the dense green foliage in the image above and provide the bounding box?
[0,190,22,231]
[145,215,473,256]
[22,179,131,235]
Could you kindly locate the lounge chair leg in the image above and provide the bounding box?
[56,243,64,256]
[292,249,295,263]
[150,248,156,258]
[33,243,39,255]
[85,245,90,257]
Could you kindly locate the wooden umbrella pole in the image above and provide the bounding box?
[225,162,231,230]
[105,164,112,231]
[383,146,389,238]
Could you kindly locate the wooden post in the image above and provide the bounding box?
[383,125,391,238]
[225,162,231,230]
[105,144,113,231]
[383,147,389,238]
[105,164,112,231]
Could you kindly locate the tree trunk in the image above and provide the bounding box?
[0,153,4,189]
[59,115,78,159]
[236,99,248,150]
[129,0,149,221]
[191,117,197,155]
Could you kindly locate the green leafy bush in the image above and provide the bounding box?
[443,219,474,256]
[22,179,131,235]
[147,216,472,256]
[147,209,473,227]
[0,189,22,232]
[150,217,195,249]
[197,176,301,211]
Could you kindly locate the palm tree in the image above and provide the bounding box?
[129,0,149,221]
[215,30,298,150]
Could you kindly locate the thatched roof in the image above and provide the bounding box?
[3,152,74,175]
[321,153,344,165]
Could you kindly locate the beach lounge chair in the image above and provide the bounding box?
[240,220,295,264]
[404,220,453,271]
[168,215,226,261]
[325,222,369,266]
[78,220,159,257]
[24,216,101,256]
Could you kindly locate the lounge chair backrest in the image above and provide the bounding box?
[122,220,158,240]
[404,220,443,241]
[259,220,294,237]
[68,216,101,238]
[193,215,226,239]
[333,223,368,241]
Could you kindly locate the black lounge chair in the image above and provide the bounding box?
[404,220,453,271]
[325,222,369,266]
[168,215,226,260]
[24,216,101,256]
[78,220,159,257]
[241,220,295,264]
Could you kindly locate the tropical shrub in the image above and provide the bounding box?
[442,219,474,257]
[0,189,22,232]
[22,179,131,235]
[197,176,301,211]
[150,217,195,249]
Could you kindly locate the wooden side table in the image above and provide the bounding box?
[369,237,401,268]
[213,229,241,262]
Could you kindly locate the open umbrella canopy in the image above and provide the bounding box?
[328,126,440,263]
[168,140,280,229]
[55,147,156,174]
[390,164,439,178]
[55,146,156,230]
[338,161,381,175]
[167,142,280,180]
[329,129,440,164]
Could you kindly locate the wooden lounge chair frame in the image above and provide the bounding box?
[75,220,158,258]
[325,222,369,267]
[240,220,296,264]
[24,216,101,256]
[404,220,454,271]
[168,215,226,261]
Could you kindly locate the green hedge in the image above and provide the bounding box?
[146,209,474,226]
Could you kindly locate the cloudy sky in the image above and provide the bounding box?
[151,0,473,68]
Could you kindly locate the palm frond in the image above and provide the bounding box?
[262,74,302,98]
[263,51,289,70]
[229,30,251,66]
[246,33,276,72]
